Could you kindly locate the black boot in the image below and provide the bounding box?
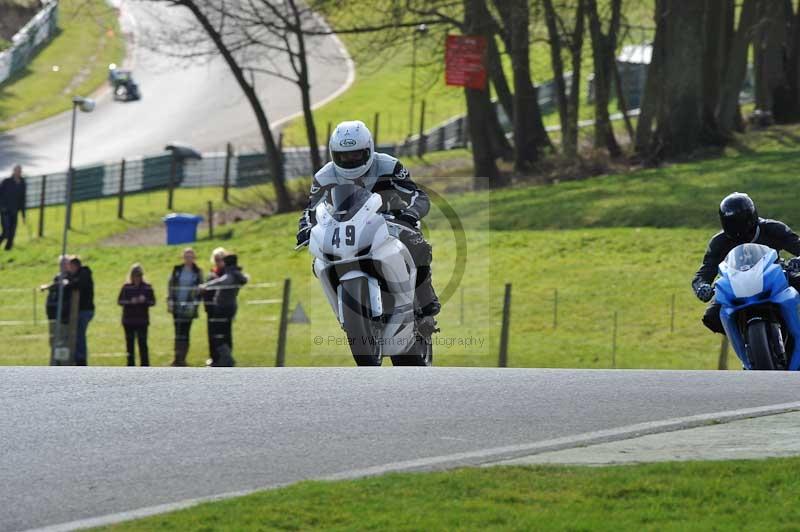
[415,266,440,317]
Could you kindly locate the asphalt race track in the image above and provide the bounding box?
[2,367,799,531]
[0,0,352,177]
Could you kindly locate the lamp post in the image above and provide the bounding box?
[52,96,94,364]
[408,23,429,138]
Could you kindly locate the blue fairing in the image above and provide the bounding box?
[715,248,800,370]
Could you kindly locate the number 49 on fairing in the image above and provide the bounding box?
[331,225,356,248]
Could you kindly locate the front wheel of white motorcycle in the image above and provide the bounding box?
[340,278,382,366]
[391,336,433,366]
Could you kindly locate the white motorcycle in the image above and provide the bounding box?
[300,184,433,366]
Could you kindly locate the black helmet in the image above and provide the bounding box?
[719,192,758,241]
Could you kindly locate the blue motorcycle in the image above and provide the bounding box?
[714,243,800,370]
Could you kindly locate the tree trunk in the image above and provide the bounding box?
[177,0,290,212]
[635,0,665,156]
[492,0,552,152]
[486,36,514,123]
[288,0,322,173]
[586,0,621,157]
[717,0,757,134]
[613,60,635,143]
[465,89,502,184]
[650,0,708,158]
[299,77,322,173]
[772,0,800,122]
[543,0,570,150]
[510,0,541,171]
[702,0,731,140]
[463,0,503,185]
[565,0,586,158]
[754,0,790,118]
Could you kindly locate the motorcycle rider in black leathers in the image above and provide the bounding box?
[296,120,441,319]
[693,192,800,333]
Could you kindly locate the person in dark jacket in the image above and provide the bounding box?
[65,256,95,365]
[0,165,27,250]
[41,256,71,355]
[167,248,202,366]
[200,250,248,367]
[118,264,156,366]
[203,247,226,366]
[692,192,800,334]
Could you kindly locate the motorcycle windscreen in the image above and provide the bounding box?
[329,184,372,222]
[722,243,777,298]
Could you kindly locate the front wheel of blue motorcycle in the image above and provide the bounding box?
[746,320,776,370]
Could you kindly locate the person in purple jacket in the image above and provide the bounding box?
[117,264,156,366]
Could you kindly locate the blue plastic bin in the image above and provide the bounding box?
[163,213,203,245]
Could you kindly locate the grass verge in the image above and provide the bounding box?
[95,457,800,531]
[0,0,125,130]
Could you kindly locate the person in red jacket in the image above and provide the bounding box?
[117,263,156,366]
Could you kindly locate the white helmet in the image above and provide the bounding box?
[329,120,375,180]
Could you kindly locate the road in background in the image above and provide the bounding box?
[0,0,352,177]
[2,367,799,531]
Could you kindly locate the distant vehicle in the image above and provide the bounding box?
[714,243,800,370]
[108,64,141,102]
[299,183,433,367]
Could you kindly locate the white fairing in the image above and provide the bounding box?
[727,265,765,298]
[720,244,774,298]
[309,190,417,357]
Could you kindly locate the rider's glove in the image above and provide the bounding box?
[395,211,419,229]
[296,226,312,247]
[786,257,800,273]
[695,283,714,303]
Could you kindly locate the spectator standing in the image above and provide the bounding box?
[118,264,156,366]
[203,247,226,366]
[201,250,248,367]
[0,165,27,250]
[65,256,95,366]
[167,247,202,366]
[41,256,71,356]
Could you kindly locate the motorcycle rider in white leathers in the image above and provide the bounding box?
[296,120,441,318]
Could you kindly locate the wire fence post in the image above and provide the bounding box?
[275,278,291,367]
[207,201,214,239]
[117,158,126,220]
[373,112,380,147]
[417,99,427,158]
[223,142,232,204]
[553,288,558,329]
[37,175,46,238]
[670,293,675,333]
[167,157,176,211]
[718,336,729,370]
[498,283,512,368]
[612,311,618,368]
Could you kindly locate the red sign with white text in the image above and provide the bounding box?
[445,35,488,90]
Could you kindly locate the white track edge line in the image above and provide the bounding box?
[24,400,800,532]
